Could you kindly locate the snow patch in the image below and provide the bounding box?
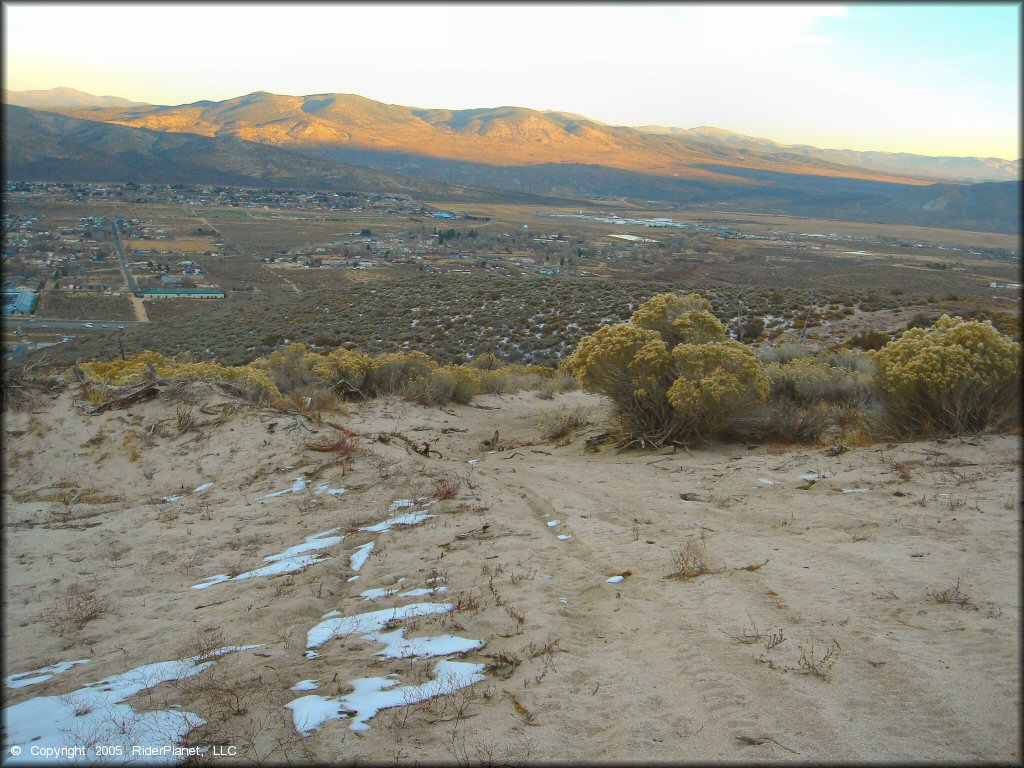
[2,646,260,764]
[5,660,89,690]
[350,542,375,572]
[259,477,307,499]
[306,603,454,650]
[286,660,485,735]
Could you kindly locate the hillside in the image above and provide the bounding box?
[4,86,151,110]
[637,125,1021,184]
[1,105,553,203]
[37,91,936,186]
[2,385,1018,763]
[6,93,1021,233]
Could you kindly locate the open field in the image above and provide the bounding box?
[423,201,1024,251]
[2,387,1019,763]
[122,238,216,253]
[35,291,136,321]
[37,274,936,368]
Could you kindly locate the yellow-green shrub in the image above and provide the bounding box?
[565,294,768,446]
[365,351,437,396]
[444,364,481,404]
[666,342,770,442]
[266,343,319,394]
[871,315,1021,435]
[629,293,714,348]
[80,351,279,402]
[311,348,374,397]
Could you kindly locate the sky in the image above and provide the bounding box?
[3,2,1020,159]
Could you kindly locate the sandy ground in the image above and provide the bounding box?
[2,385,1020,764]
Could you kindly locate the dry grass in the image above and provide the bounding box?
[538,405,590,441]
[669,536,714,579]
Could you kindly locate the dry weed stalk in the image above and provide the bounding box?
[797,638,841,681]
[433,470,463,500]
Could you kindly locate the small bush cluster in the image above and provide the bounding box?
[78,344,568,409]
[871,315,1021,436]
[764,358,870,406]
[564,293,769,446]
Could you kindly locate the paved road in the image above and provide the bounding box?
[110,218,139,293]
[3,318,142,330]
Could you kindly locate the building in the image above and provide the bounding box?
[141,288,225,299]
[1,289,37,315]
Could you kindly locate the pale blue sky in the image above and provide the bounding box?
[3,3,1019,158]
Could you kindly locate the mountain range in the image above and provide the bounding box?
[3,87,1020,233]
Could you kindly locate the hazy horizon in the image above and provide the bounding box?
[3,2,1020,160]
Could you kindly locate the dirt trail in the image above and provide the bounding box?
[1,389,1018,763]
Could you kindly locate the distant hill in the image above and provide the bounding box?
[6,91,1021,234]
[39,90,936,186]
[637,125,1021,184]
[318,148,1022,234]
[1,104,552,203]
[4,86,152,110]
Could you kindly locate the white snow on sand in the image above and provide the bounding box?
[363,628,482,660]
[291,680,320,692]
[547,520,560,527]
[607,576,624,584]
[5,660,89,690]
[259,477,307,499]
[350,542,375,572]
[313,483,347,496]
[191,529,342,590]
[358,511,433,533]
[360,584,402,601]
[2,646,260,765]
[193,482,213,494]
[286,660,485,734]
[398,586,448,598]
[306,603,454,650]
[558,534,572,541]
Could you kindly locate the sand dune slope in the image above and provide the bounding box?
[2,388,1019,763]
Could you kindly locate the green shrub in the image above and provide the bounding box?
[266,343,319,394]
[565,294,768,446]
[758,344,814,364]
[629,292,715,348]
[311,348,374,398]
[850,330,891,351]
[871,315,1021,436]
[765,358,869,406]
[446,365,481,404]
[365,351,437,396]
[469,352,504,370]
[665,342,770,442]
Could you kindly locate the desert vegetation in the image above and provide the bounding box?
[64,344,568,413]
[37,274,923,369]
[871,315,1021,436]
[565,294,1020,447]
